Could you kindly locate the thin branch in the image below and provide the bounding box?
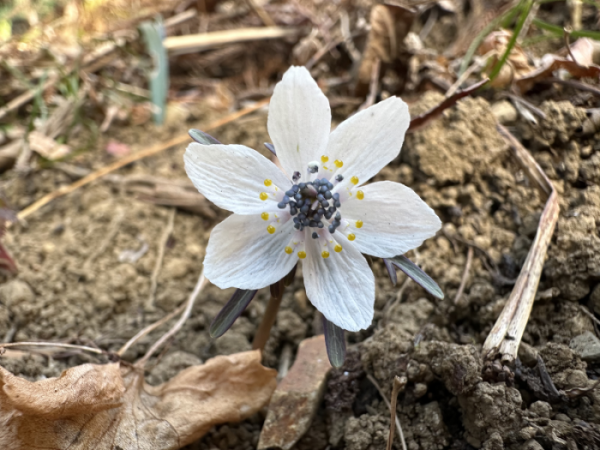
[146,208,176,309]
[367,374,407,450]
[117,301,187,357]
[387,376,408,450]
[16,99,269,222]
[0,341,105,355]
[482,124,559,364]
[454,247,473,305]
[136,270,207,367]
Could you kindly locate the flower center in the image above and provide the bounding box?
[278,177,343,235]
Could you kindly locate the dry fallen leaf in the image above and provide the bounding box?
[0,350,276,449]
[517,38,600,93]
[356,4,416,97]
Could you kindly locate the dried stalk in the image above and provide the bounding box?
[454,247,473,305]
[136,270,207,367]
[482,124,560,364]
[366,374,407,450]
[164,27,300,54]
[146,208,176,310]
[387,376,407,450]
[16,99,269,222]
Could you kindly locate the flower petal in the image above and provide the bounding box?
[302,237,375,332]
[204,213,298,290]
[184,143,291,215]
[267,66,331,178]
[341,181,441,258]
[326,97,409,184]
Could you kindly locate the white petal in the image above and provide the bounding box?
[341,181,441,258]
[184,143,291,215]
[302,237,375,332]
[204,213,298,289]
[326,97,409,184]
[268,66,331,177]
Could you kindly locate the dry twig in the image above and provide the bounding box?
[366,374,407,450]
[136,270,207,367]
[146,208,176,310]
[454,247,473,306]
[482,125,560,365]
[387,376,408,450]
[164,27,300,54]
[16,99,269,222]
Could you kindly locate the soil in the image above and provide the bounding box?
[2,84,600,450]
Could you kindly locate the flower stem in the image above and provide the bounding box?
[252,281,284,351]
[252,265,296,351]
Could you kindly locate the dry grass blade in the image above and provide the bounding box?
[16,98,269,222]
[482,124,560,365]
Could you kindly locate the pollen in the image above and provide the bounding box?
[348,233,356,241]
[356,220,363,229]
[267,225,276,234]
[334,160,343,168]
[334,244,342,253]
[298,251,307,259]
[322,250,330,259]
[261,212,269,221]
[356,190,365,200]
[264,179,272,187]
[350,176,359,185]
[285,246,293,254]
[321,155,329,163]
[259,192,268,201]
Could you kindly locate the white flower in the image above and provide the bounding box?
[184,66,441,332]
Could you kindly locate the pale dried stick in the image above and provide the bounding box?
[0,341,104,355]
[387,376,408,450]
[146,208,176,309]
[454,246,474,305]
[117,301,187,357]
[367,374,407,450]
[136,270,207,367]
[246,0,276,27]
[164,27,299,54]
[482,124,559,364]
[16,99,269,222]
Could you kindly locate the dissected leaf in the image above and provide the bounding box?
[323,317,346,368]
[258,335,331,450]
[210,288,258,338]
[189,128,222,145]
[0,351,277,449]
[388,255,444,300]
[383,257,397,286]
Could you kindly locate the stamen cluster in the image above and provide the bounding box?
[278,176,344,234]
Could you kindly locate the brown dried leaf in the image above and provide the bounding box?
[516,38,600,93]
[356,4,416,96]
[0,350,277,449]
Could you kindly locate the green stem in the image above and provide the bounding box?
[459,3,522,77]
[532,18,600,40]
[488,0,535,83]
